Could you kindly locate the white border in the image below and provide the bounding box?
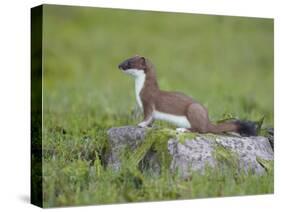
[0,0,280,211]
[32,0,279,18]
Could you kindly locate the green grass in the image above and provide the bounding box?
[41,5,274,207]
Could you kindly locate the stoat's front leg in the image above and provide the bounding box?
[137,103,154,128]
[176,128,189,133]
[138,116,153,128]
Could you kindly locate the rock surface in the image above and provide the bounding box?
[107,126,273,178]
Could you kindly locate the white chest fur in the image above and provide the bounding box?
[153,110,191,128]
[135,75,145,109]
[124,69,145,109]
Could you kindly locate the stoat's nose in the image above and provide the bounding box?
[118,62,128,70]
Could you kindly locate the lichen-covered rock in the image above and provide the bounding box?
[107,126,147,170]
[107,126,274,178]
[168,135,273,178]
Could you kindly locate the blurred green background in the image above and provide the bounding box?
[42,5,273,207]
[43,5,273,125]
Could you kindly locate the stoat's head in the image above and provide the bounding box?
[118,55,147,78]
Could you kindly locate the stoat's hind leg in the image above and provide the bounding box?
[186,103,210,133]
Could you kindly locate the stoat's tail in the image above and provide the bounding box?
[207,120,257,136]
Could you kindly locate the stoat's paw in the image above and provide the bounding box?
[137,122,148,128]
[176,128,189,133]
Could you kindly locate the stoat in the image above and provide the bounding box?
[118,55,257,136]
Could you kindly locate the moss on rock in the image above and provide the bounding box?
[212,144,239,169]
[256,157,274,172]
[145,128,174,170]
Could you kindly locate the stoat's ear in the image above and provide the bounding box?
[140,56,146,67]
[139,56,148,71]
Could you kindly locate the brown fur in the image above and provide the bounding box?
[118,56,241,134]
